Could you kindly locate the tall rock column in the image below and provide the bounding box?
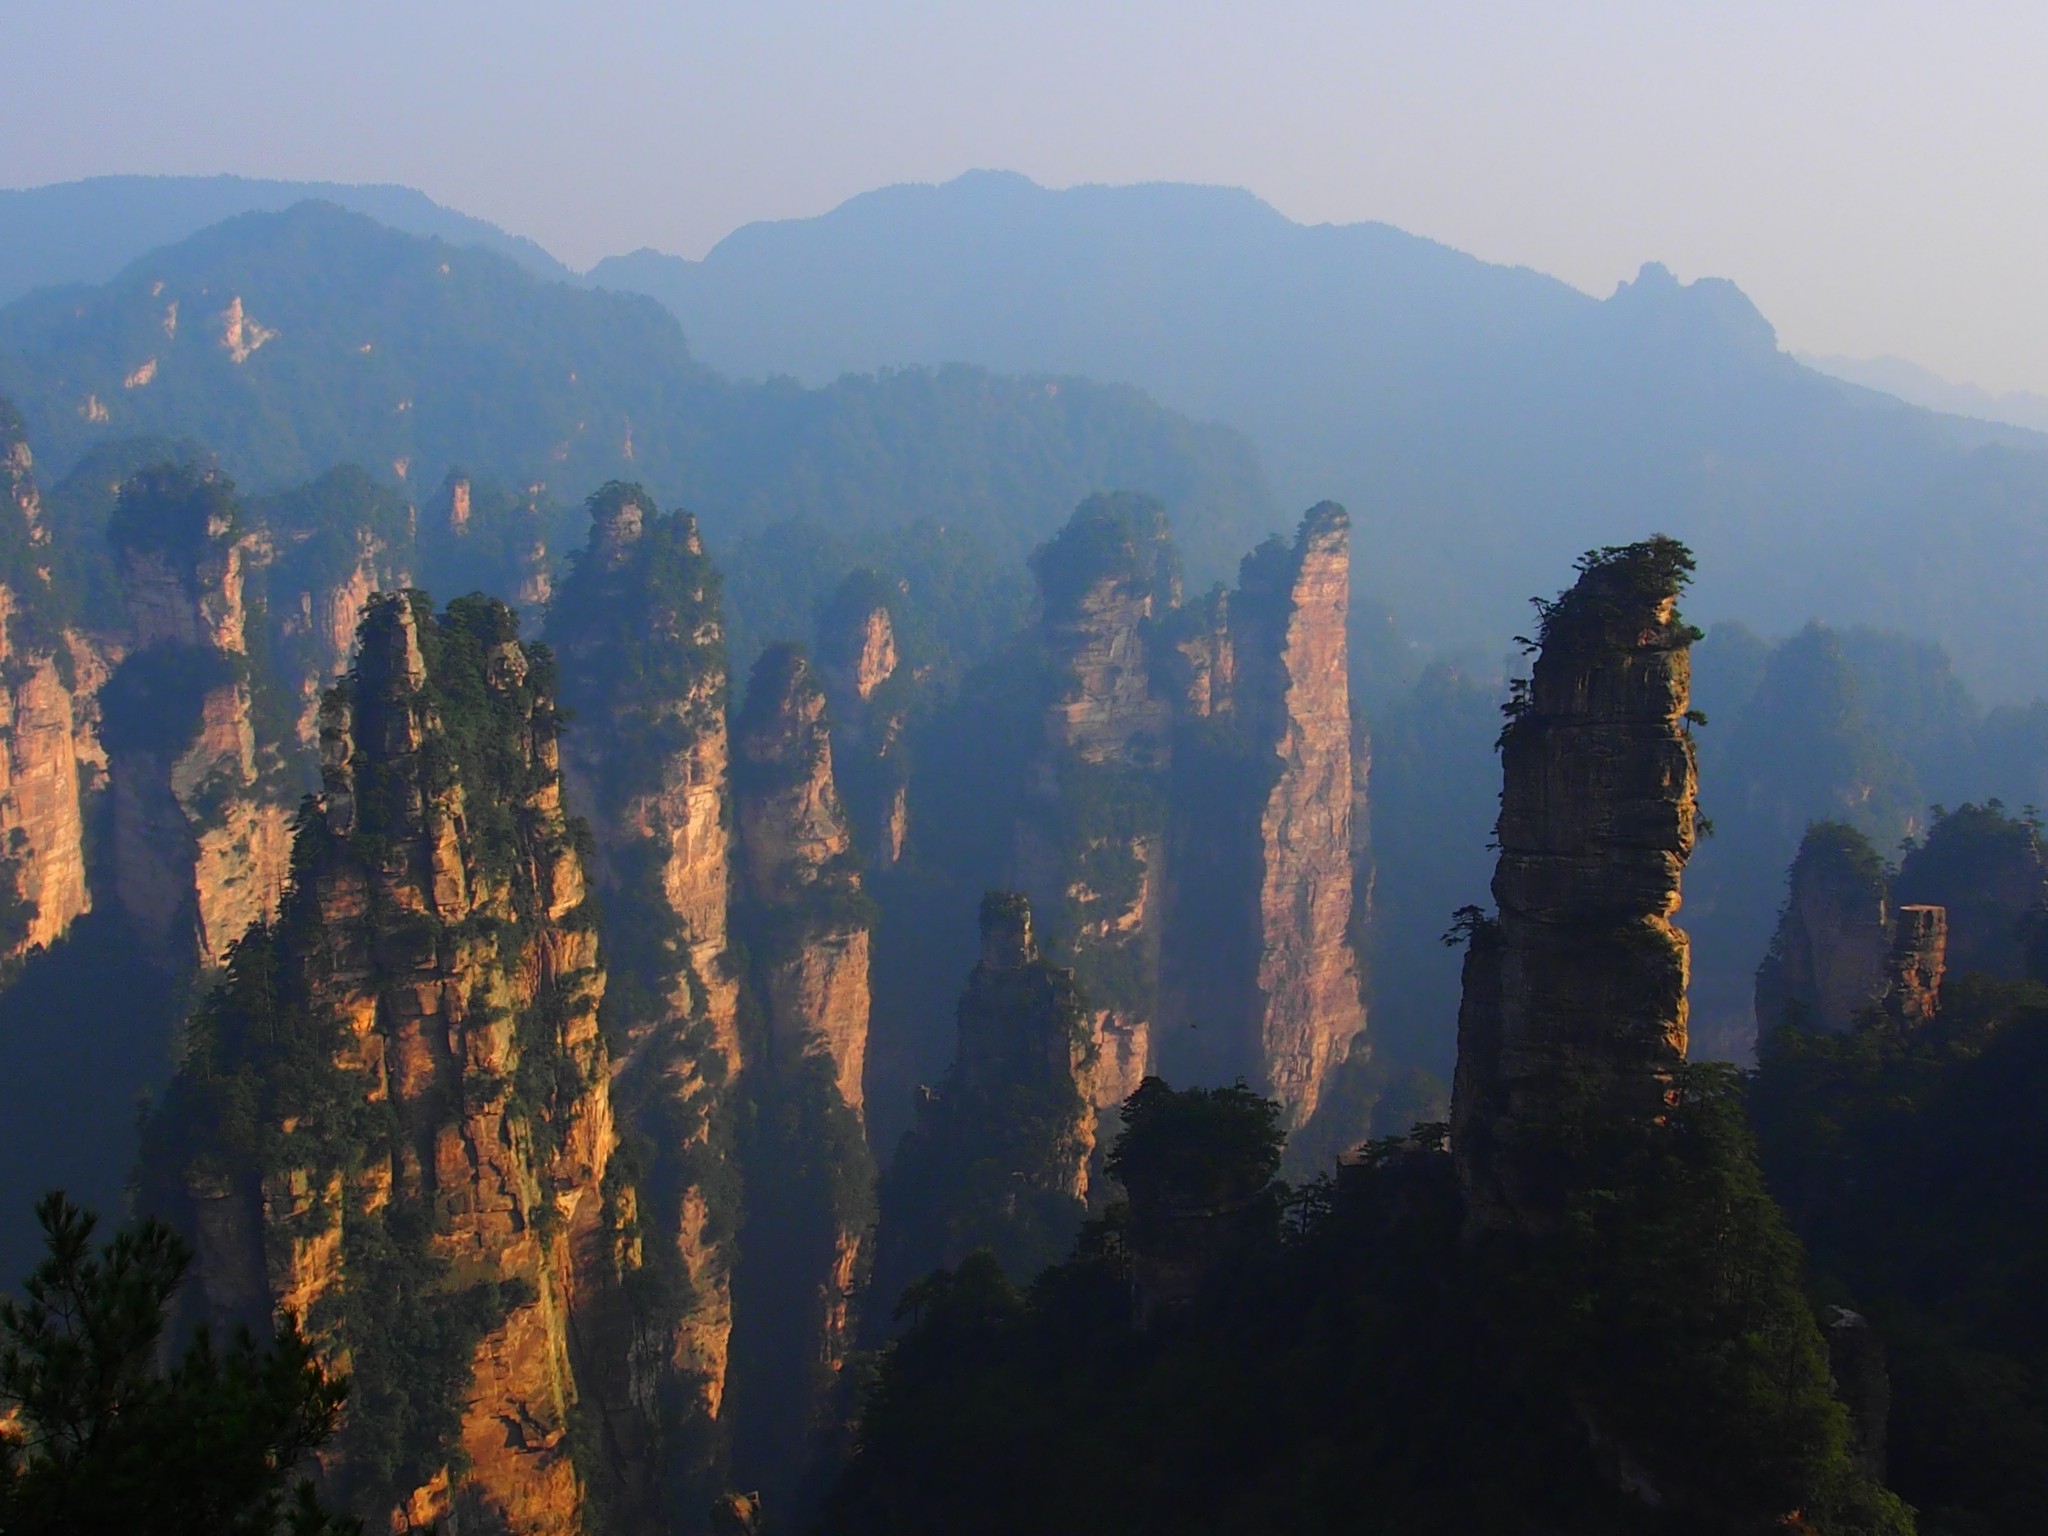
[104,464,290,967]
[816,570,914,872]
[149,592,619,1535]
[0,401,93,967]
[549,481,745,1516]
[1451,537,1701,1232]
[729,642,875,1511]
[1231,503,1368,1129]
[874,892,1097,1302]
[1018,494,1180,1126]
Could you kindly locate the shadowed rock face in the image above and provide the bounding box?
[1756,822,1892,1035]
[165,593,618,1535]
[735,643,871,1116]
[105,466,291,969]
[1452,538,1701,1232]
[1755,821,1952,1037]
[730,641,875,1496]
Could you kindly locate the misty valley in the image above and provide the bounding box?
[1,179,2046,1536]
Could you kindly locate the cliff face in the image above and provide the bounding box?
[735,645,871,1116]
[874,892,1095,1301]
[729,642,875,1506]
[0,412,93,964]
[105,466,292,968]
[548,483,743,1515]
[156,592,618,1535]
[1230,505,1367,1129]
[1452,539,1700,1232]
[816,573,913,871]
[1153,507,1367,1131]
[1755,823,1893,1034]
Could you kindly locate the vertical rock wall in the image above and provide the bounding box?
[549,484,745,1514]
[158,592,617,1535]
[0,414,93,963]
[106,467,291,968]
[1451,538,1701,1232]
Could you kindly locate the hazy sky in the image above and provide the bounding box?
[7,2,2047,394]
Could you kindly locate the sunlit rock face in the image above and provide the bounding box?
[1453,539,1701,1232]
[161,593,620,1534]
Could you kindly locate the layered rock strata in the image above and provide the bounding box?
[156,592,618,1534]
[1451,538,1700,1232]
[548,482,743,1511]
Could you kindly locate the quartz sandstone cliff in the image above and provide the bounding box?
[549,483,743,1515]
[1451,538,1700,1232]
[0,407,94,963]
[1015,495,1369,1136]
[1755,820,1952,1037]
[106,467,291,968]
[874,892,1095,1299]
[816,573,913,871]
[729,643,875,1503]
[158,592,618,1534]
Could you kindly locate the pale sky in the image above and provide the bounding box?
[6,1,2047,394]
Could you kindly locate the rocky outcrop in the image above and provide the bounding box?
[1755,821,1953,1036]
[1008,496,1371,1139]
[1755,822,1893,1034]
[104,465,293,968]
[152,592,618,1535]
[548,482,743,1516]
[1451,538,1701,1232]
[1882,905,1946,1028]
[1017,497,1178,1131]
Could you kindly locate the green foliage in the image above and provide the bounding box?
[1752,983,2048,1533]
[322,1193,521,1515]
[833,1073,1907,1536]
[0,1191,357,1535]
[1525,536,1701,654]
[1028,492,1181,616]
[105,459,241,559]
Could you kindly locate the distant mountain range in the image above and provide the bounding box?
[0,175,575,303]
[590,171,2048,698]
[1800,351,2048,436]
[8,171,2048,696]
[0,202,1268,577]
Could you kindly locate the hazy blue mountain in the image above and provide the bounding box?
[0,202,1270,576]
[0,174,575,303]
[1800,351,2048,436]
[592,169,2048,698]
